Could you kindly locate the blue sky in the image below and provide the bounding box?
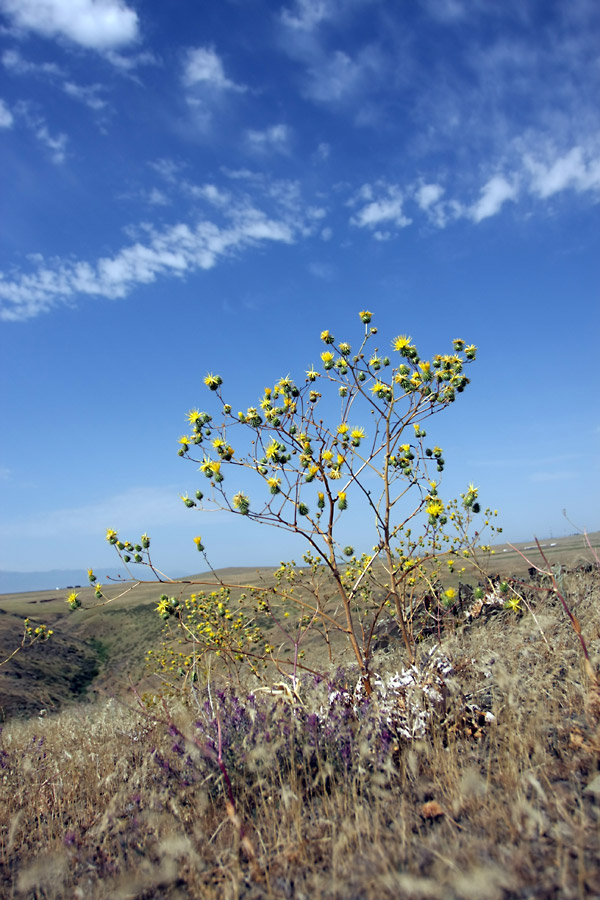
[0,0,599,583]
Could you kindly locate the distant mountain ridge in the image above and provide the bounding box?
[0,568,126,595]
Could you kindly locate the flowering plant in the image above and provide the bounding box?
[90,312,500,692]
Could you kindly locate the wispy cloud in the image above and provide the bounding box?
[182,46,246,92]
[63,80,107,111]
[2,47,64,77]
[423,0,467,23]
[0,98,13,128]
[280,0,338,31]
[0,0,139,50]
[349,182,411,231]
[469,174,518,222]
[303,45,384,104]
[525,146,600,199]
[0,183,320,320]
[14,101,68,162]
[245,123,292,154]
[280,0,379,32]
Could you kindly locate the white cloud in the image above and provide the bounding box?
[103,49,156,72]
[246,124,292,154]
[63,81,107,110]
[314,141,330,161]
[187,182,234,208]
[525,146,600,198]
[148,188,169,206]
[304,46,382,103]
[350,182,411,230]
[149,158,186,183]
[423,0,466,22]
[415,182,444,210]
[0,98,13,128]
[470,174,518,222]
[0,192,314,320]
[280,0,378,31]
[308,261,335,279]
[35,122,68,162]
[281,0,336,31]
[0,0,139,50]
[2,47,64,76]
[14,102,68,162]
[413,182,454,227]
[182,46,246,92]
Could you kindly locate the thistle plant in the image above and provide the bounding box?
[80,312,501,694]
[120,311,500,694]
[0,618,53,669]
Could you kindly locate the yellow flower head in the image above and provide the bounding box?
[337,423,349,435]
[266,439,280,460]
[351,427,366,440]
[204,373,223,391]
[392,335,412,352]
[187,409,202,425]
[426,500,444,518]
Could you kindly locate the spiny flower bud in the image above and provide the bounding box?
[233,492,250,515]
[204,373,223,391]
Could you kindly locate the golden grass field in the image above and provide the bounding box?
[0,532,598,898]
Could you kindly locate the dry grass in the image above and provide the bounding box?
[1,566,599,899]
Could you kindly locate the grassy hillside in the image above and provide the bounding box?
[1,532,598,720]
[0,554,598,898]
